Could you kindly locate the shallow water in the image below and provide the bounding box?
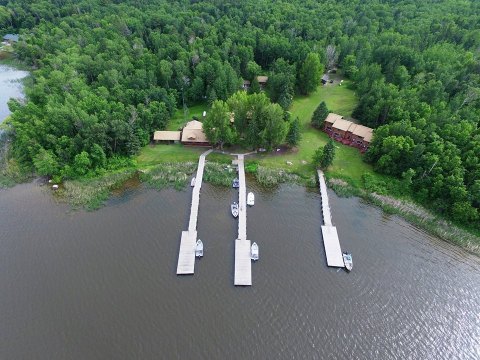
[0,181,478,359]
[0,64,28,122]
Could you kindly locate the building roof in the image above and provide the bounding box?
[257,76,268,84]
[181,120,208,143]
[324,113,343,124]
[243,79,251,85]
[322,74,329,82]
[352,124,373,142]
[332,118,354,132]
[3,34,19,42]
[153,131,181,141]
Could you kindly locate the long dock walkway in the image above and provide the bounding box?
[234,154,252,286]
[176,149,212,275]
[318,170,344,268]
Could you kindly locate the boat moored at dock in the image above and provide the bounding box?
[232,178,239,188]
[247,192,255,206]
[343,252,352,271]
[231,202,239,218]
[191,177,196,187]
[195,239,203,257]
[251,242,259,261]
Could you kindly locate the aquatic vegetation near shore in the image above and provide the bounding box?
[203,162,236,187]
[139,162,196,190]
[255,166,315,187]
[329,177,480,255]
[56,170,136,210]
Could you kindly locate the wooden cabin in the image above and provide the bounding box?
[181,120,210,146]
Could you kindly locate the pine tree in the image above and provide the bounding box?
[320,139,336,169]
[311,101,329,128]
[286,117,301,147]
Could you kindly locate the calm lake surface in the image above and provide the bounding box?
[0,180,479,359]
[0,64,28,122]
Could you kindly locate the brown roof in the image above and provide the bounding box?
[352,124,373,142]
[181,120,208,143]
[324,113,343,124]
[243,80,251,85]
[257,76,268,84]
[331,118,353,132]
[153,131,181,141]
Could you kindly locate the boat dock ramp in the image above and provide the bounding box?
[176,149,212,275]
[318,170,345,268]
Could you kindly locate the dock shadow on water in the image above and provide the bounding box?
[0,181,478,359]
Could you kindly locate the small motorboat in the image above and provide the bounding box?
[232,178,239,188]
[191,177,196,187]
[231,202,239,218]
[195,239,203,257]
[251,242,259,261]
[247,192,255,206]
[343,252,353,272]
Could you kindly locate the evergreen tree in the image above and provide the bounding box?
[320,139,336,169]
[287,117,301,146]
[311,101,330,128]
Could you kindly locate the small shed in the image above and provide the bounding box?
[2,34,19,44]
[321,74,329,85]
[257,76,269,88]
[153,131,181,144]
[242,80,251,90]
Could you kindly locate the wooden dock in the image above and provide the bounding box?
[234,154,252,286]
[317,170,345,268]
[176,149,212,275]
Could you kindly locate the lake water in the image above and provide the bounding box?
[0,64,28,122]
[0,180,478,359]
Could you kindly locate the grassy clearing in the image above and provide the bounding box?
[137,144,204,167]
[166,103,206,131]
[253,79,378,187]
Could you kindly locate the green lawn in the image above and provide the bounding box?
[166,103,207,130]
[137,144,204,166]
[254,80,376,186]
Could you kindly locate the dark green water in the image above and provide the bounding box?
[0,181,479,359]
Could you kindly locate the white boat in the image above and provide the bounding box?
[251,242,259,261]
[232,178,239,188]
[247,192,255,206]
[191,177,196,187]
[231,202,239,218]
[195,239,203,257]
[343,252,352,271]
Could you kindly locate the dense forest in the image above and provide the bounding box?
[1,0,479,224]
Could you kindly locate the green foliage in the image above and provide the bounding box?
[312,140,335,170]
[320,139,336,169]
[33,148,58,176]
[286,117,301,146]
[311,101,329,129]
[299,53,322,95]
[203,100,235,149]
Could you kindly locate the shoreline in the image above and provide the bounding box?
[3,157,478,257]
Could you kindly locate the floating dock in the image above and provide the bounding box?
[234,154,252,286]
[318,170,345,268]
[176,149,212,275]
